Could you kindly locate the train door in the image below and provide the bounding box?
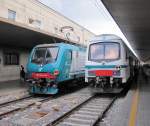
[62,49,72,80]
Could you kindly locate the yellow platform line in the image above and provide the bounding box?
[128,87,139,126]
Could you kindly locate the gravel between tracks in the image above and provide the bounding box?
[54,97,115,126]
[0,97,48,118]
[0,88,92,126]
[0,91,29,105]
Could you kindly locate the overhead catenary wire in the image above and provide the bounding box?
[90,0,111,22]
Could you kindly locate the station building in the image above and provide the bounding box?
[0,0,95,82]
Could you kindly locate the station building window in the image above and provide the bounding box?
[3,52,19,65]
[8,9,16,20]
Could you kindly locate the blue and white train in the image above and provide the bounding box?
[85,34,139,93]
[26,43,86,94]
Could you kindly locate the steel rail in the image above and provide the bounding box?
[0,95,32,107]
[93,96,117,126]
[49,96,117,126]
[0,96,52,118]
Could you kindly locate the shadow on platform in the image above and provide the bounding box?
[0,80,28,96]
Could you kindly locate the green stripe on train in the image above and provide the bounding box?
[85,65,128,69]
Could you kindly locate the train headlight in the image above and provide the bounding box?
[54,70,59,76]
[116,66,121,70]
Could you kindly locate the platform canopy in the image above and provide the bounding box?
[0,18,78,49]
[102,0,150,62]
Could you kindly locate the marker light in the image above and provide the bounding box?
[54,70,59,76]
[116,66,121,70]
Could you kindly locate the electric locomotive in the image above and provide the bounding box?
[26,43,86,94]
[85,34,139,93]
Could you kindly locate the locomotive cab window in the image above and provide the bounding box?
[89,42,120,61]
[31,46,59,64]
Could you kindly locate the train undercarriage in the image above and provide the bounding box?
[89,77,124,93]
[27,78,58,94]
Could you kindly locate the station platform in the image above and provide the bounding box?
[0,80,28,96]
[99,71,150,126]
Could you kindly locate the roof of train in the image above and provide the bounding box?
[89,34,122,43]
[35,43,64,47]
[35,43,78,48]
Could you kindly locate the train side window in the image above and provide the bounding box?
[67,50,72,60]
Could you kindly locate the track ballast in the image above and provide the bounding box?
[50,96,116,126]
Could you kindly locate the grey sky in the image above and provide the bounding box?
[38,0,137,56]
[39,0,119,35]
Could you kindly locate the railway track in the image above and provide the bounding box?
[0,95,32,107]
[50,96,116,126]
[0,91,29,105]
[0,86,87,120]
[0,95,52,118]
[0,88,116,126]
